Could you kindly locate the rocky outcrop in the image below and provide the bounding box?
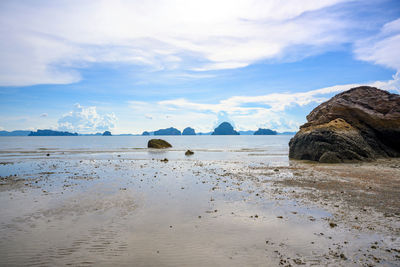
[102,131,112,136]
[211,122,240,135]
[147,139,172,148]
[154,127,181,135]
[289,86,400,163]
[254,128,277,135]
[182,127,196,135]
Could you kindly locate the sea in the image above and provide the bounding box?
[0,135,293,165]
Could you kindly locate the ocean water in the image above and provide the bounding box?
[0,135,293,164]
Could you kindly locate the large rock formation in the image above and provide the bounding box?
[289,86,400,163]
[102,131,112,136]
[147,139,172,148]
[254,128,277,135]
[154,127,181,136]
[211,122,240,135]
[182,127,196,135]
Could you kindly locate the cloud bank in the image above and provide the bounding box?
[58,104,117,133]
[0,0,372,86]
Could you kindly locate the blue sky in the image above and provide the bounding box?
[0,0,399,134]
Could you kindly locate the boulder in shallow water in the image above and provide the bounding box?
[147,139,172,149]
[185,150,194,156]
[289,86,400,162]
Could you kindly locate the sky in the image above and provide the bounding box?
[0,0,399,134]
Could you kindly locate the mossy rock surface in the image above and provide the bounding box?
[148,139,172,149]
[319,152,342,163]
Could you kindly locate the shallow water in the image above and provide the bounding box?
[0,136,291,163]
[0,136,398,266]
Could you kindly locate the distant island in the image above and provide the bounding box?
[0,130,30,136]
[182,127,196,135]
[211,122,240,135]
[28,129,78,136]
[254,128,277,135]
[239,130,255,135]
[154,127,181,136]
[80,133,102,136]
[1,127,296,136]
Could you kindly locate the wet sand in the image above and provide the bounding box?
[0,153,399,266]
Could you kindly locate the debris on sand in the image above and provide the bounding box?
[329,222,337,228]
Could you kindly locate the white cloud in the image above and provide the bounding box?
[371,72,400,93]
[58,103,117,133]
[159,85,348,114]
[0,0,356,86]
[354,18,400,71]
[127,74,400,132]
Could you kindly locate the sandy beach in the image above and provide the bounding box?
[0,147,399,266]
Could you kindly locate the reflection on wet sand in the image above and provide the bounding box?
[0,151,399,266]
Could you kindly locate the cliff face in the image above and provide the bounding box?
[289,86,400,163]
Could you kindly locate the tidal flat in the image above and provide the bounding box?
[0,146,399,266]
